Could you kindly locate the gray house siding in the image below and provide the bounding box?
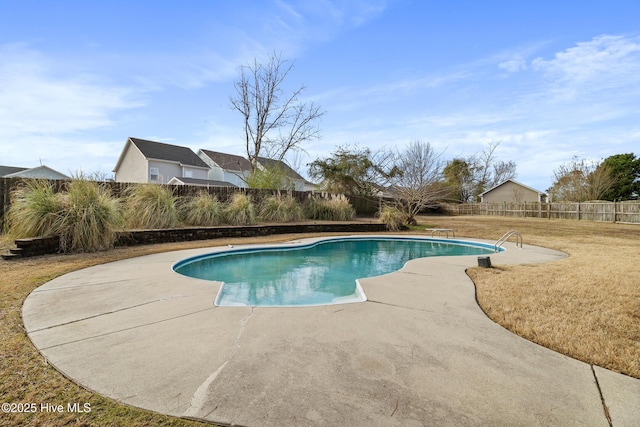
[197,150,249,188]
[147,161,208,184]
[114,138,209,184]
[219,170,247,187]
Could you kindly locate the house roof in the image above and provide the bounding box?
[256,157,305,180]
[167,177,237,187]
[0,166,28,177]
[199,149,252,172]
[1,165,69,179]
[127,137,209,168]
[479,179,544,196]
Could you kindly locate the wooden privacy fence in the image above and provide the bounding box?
[0,178,9,229]
[0,178,384,228]
[441,201,640,224]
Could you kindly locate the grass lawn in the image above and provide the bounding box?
[1,216,639,425]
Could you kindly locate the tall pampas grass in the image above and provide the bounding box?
[377,205,405,231]
[304,193,355,221]
[180,192,224,226]
[6,179,63,238]
[124,184,179,229]
[224,193,256,225]
[57,179,124,252]
[259,193,304,223]
[6,178,123,252]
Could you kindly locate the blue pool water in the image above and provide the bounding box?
[173,237,497,307]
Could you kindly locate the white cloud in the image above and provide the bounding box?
[498,58,527,73]
[0,44,143,137]
[0,44,145,176]
[531,34,640,99]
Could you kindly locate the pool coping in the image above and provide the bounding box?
[22,235,640,426]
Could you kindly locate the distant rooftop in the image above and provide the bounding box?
[200,149,252,172]
[0,166,28,177]
[257,157,305,180]
[168,177,237,187]
[129,137,208,168]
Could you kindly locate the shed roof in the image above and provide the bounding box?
[479,179,544,196]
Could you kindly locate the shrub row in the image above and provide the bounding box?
[4,180,361,252]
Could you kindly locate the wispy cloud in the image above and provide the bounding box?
[498,58,527,73]
[0,44,144,172]
[130,0,390,90]
[531,34,640,99]
[0,44,143,136]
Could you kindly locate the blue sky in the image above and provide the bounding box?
[1,0,639,192]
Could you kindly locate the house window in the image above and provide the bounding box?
[149,167,159,181]
[184,170,193,178]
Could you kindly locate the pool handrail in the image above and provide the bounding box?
[495,230,522,252]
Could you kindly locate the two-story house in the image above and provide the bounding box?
[256,157,317,191]
[113,137,210,184]
[198,149,252,188]
[113,137,317,190]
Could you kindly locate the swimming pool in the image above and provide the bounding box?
[173,237,498,307]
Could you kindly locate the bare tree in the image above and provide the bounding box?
[230,53,325,170]
[388,140,448,225]
[470,141,516,200]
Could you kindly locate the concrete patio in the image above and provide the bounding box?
[22,236,640,426]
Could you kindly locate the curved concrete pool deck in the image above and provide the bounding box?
[22,235,640,426]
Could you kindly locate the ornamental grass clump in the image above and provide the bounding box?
[5,179,62,239]
[324,194,356,221]
[259,193,304,223]
[180,192,224,226]
[304,193,355,221]
[124,184,179,229]
[6,178,123,252]
[224,193,256,225]
[56,179,124,252]
[378,205,405,231]
[303,194,333,220]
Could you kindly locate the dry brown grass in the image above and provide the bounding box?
[1,216,639,426]
[412,215,640,379]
